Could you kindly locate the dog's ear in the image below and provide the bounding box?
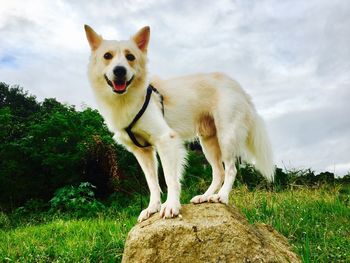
[132,26,150,52]
[84,25,102,51]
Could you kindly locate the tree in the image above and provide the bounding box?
[0,83,128,209]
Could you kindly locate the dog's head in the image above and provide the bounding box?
[84,25,150,95]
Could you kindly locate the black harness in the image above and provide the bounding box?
[124,85,164,148]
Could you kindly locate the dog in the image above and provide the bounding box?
[84,25,274,222]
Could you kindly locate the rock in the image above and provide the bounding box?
[122,203,300,263]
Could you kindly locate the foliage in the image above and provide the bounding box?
[13,199,48,216]
[0,212,10,229]
[0,83,39,119]
[237,163,269,189]
[0,83,124,209]
[49,182,105,216]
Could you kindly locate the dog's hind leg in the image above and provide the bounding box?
[190,135,224,204]
[132,147,162,222]
[207,157,237,204]
[207,120,244,204]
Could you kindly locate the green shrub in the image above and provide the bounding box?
[0,211,10,229]
[0,83,121,209]
[49,182,105,216]
[13,199,48,216]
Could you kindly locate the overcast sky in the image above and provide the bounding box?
[1,0,349,176]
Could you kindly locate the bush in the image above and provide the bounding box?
[13,199,48,216]
[0,83,122,209]
[49,182,105,216]
[0,211,10,228]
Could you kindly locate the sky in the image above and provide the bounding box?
[1,0,349,176]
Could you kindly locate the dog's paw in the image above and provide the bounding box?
[160,200,181,219]
[190,194,209,204]
[137,204,160,223]
[207,193,229,204]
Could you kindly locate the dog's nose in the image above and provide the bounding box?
[113,66,127,78]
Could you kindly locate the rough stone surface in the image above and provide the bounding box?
[122,203,300,263]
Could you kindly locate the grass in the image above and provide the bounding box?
[0,210,137,262]
[232,185,350,262]
[0,219,130,262]
[0,185,349,262]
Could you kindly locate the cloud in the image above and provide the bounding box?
[0,54,17,68]
[268,83,350,174]
[0,0,349,175]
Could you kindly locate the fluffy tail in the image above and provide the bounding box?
[246,115,275,182]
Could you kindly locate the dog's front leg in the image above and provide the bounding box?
[155,131,186,218]
[131,147,161,222]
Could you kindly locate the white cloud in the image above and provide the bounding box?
[327,162,350,176]
[0,0,349,175]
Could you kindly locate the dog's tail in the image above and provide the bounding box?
[246,114,275,182]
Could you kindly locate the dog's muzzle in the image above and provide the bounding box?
[104,74,134,94]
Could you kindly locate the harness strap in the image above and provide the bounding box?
[150,86,164,116]
[124,85,164,148]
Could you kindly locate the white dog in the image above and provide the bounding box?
[84,25,274,222]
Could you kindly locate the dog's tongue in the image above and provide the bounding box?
[112,81,126,92]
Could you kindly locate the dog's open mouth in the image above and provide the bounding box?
[104,75,134,94]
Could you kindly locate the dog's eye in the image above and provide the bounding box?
[103,52,113,60]
[126,53,135,61]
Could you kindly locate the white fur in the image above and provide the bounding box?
[84,25,274,222]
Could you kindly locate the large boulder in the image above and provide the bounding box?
[122,203,300,262]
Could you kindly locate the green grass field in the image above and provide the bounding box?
[232,186,350,262]
[1,185,349,262]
